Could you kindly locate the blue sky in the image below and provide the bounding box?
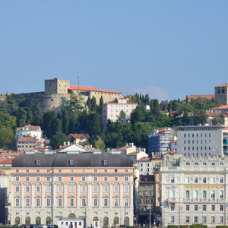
[0,1,228,101]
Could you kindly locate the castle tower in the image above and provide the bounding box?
[45,78,70,95]
[215,83,228,105]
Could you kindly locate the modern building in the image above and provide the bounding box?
[161,155,228,227]
[148,128,175,155]
[102,98,137,126]
[215,83,228,105]
[177,125,228,157]
[9,151,134,227]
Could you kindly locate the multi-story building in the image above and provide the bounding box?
[215,83,228,105]
[177,125,228,157]
[102,98,137,126]
[9,151,134,227]
[148,128,175,155]
[16,137,47,152]
[161,155,228,227]
[16,125,43,140]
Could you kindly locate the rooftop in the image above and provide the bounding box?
[17,136,38,142]
[216,83,228,87]
[16,125,41,131]
[69,85,122,94]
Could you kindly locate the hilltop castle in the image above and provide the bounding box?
[4,78,123,112]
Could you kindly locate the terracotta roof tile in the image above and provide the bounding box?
[0,158,13,165]
[216,83,228,87]
[69,85,122,94]
[211,105,228,110]
[17,136,38,142]
[16,125,41,131]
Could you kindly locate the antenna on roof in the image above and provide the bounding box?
[77,74,80,91]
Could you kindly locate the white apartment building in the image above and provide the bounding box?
[102,98,137,126]
[16,125,43,140]
[161,155,228,227]
[177,125,228,157]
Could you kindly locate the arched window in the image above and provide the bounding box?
[68,213,76,219]
[114,217,119,226]
[36,217,41,225]
[25,217,31,225]
[186,190,190,199]
[103,217,109,228]
[46,217,51,225]
[15,217,20,225]
[124,217,129,227]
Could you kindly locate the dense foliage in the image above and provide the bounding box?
[0,93,217,150]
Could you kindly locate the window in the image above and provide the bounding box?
[186,190,190,199]
[46,176,51,181]
[194,190,198,199]
[82,176,86,181]
[70,185,74,193]
[211,177,215,184]
[104,176,108,181]
[104,185,108,192]
[81,185,86,193]
[114,197,118,207]
[93,185,98,192]
[82,169,85,173]
[124,185,129,192]
[15,176,19,181]
[220,216,224,224]
[58,185,63,193]
[170,177,175,183]
[46,198,51,207]
[36,185,40,192]
[124,198,129,207]
[58,176,62,181]
[203,177,207,183]
[26,186,30,192]
[203,216,207,224]
[211,216,215,224]
[58,169,62,173]
[36,176,40,181]
[220,177,224,183]
[170,190,175,199]
[203,190,207,199]
[125,169,128,173]
[26,198,30,207]
[211,205,215,211]
[94,169,97,173]
[26,169,29,173]
[16,169,19,173]
[94,176,98,181]
[194,217,198,223]
[37,169,40,173]
[194,177,198,183]
[114,176,118,181]
[58,198,62,207]
[186,205,189,211]
[70,198,74,207]
[15,198,20,207]
[186,216,190,223]
[170,203,175,211]
[171,216,174,223]
[46,185,51,193]
[15,185,20,192]
[220,190,224,199]
[114,185,119,192]
[185,177,190,184]
[81,198,86,206]
[125,176,129,181]
[194,205,198,211]
[211,190,215,199]
[70,176,74,182]
[203,205,206,211]
[36,198,41,207]
[26,176,30,181]
[93,198,98,207]
[220,205,224,211]
[104,198,108,207]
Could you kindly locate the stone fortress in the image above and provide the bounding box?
[1,78,123,112]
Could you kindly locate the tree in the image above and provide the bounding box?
[50,132,67,149]
[119,110,126,122]
[0,126,15,149]
[94,136,105,150]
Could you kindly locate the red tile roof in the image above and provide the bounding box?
[69,85,122,94]
[0,152,24,158]
[216,83,228,87]
[138,157,151,162]
[70,134,90,140]
[17,136,38,142]
[16,125,41,131]
[211,105,228,110]
[0,158,13,165]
